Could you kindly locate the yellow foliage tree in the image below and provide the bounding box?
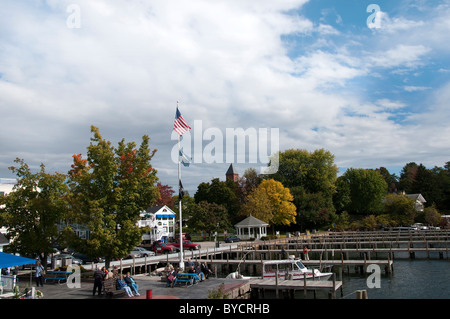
[241,179,297,226]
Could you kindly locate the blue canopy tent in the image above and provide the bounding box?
[0,252,37,292]
[0,252,36,269]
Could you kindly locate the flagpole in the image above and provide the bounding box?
[177,102,184,271]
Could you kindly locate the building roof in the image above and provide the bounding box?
[144,205,175,216]
[0,233,8,246]
[235,215,269,227]
[405,194,426,203]
[226,164,238,176]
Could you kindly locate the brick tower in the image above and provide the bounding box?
[225,164,239,182]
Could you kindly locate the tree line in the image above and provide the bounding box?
[1,127,449,269]
[173,149,450,235]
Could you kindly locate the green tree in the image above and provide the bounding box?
[271,149,338,229]
[194,178,240,224]
[272,149,338,194]
[173,191,197,224]
[398,162,418,193]
[341,168,387,215]
[62,126,159,268]
[293,187,336,230]
[333,176,351,214]
[362,215,378,230]
[376,167,398,193]
[0,158,69,271]
[334,211,351,231]
[188,201,230,239]
[383,193,416,226]
[416,205,442,226]
[238,168,263,202]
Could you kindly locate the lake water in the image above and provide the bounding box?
[241,259,450,299]
[340,259,450,299]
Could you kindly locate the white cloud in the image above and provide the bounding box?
[369,44,431,69]
[0,0,449,192]
[403,86,431,92]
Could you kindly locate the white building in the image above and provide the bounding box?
[138,205,176,244]
[0,179,16,197]
[0,179,16,237]
[405,194,426,212]
[234,215,268,240]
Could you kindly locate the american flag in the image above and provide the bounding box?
[173,107,191,136]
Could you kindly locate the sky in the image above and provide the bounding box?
[1,0,450,194]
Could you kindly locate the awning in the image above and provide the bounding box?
[0,252,37,269]
[155,214,175,218]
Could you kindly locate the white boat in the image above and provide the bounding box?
[261,258,333,281]
[226,256,333,281]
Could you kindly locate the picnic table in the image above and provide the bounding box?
[176,272,200,287]
[45,271,72,284]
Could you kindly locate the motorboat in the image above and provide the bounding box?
[226,256,333,281]
[261,257,332,281]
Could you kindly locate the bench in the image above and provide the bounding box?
[45,271,72,284]
[103,278,127,297]
[176,273,199,287]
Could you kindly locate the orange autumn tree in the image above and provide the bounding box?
[63,126,159,268]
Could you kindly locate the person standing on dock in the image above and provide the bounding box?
[92,267,105,296]
[35,260,45,287]
[303,246,310,261]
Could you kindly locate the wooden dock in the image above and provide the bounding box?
[254,229,450,261]
[80,230,450,278]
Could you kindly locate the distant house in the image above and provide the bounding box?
[405,193,426,212]
[0,179,16,197]
[138,205,176,244]
[0,233,8,252]
[0,179,16,244]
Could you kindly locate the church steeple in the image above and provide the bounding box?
[225,164,239,182]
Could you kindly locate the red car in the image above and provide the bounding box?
[153,242,178,254]
[171,240,201,251]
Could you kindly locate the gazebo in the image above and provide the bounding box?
[234,215,268,240]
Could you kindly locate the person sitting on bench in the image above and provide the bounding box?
[117,274,133,297]
[187,266,201,284]
[124,272,140,296]
[166,267,178,288]
[200,261,213,279]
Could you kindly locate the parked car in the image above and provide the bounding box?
[171,240,201,251]
[225,236,240,243]
[53,253,83,265]
[153,242,178,254]
[412,223,428,230]
[71,253,104,264]
[131,247,155,257]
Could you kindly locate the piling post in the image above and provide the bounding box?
[144,256,147,275]
[275,269,279,299]
[303,272,307,298]
[356,290,368,299]
[363,254,367,273]
[331,273,336,299]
